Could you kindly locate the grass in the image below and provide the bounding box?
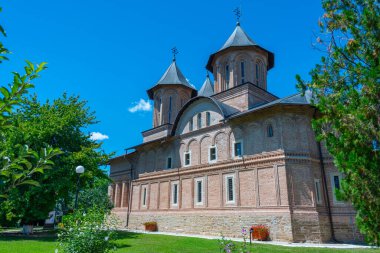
[0,231,379,253]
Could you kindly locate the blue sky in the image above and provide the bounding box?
[0,0,324,156]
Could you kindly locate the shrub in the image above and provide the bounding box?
[57,207,118,253]
[251,225,270,241]
[218,228,251,253]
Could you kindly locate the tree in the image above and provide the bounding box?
[0,94,112,225]
[296,0,380,245]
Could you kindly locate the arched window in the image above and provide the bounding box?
[168,96,172,123]
[255,60,264,88]
[225,64,230,90]
[206,112,211,126]
[240,61,245,84]
[189,118,193,131]
[267,124,274,137]
[197,113,202,129]
[158,98,162,125]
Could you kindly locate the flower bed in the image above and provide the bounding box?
[143,221,157,232]
[251,225,270,241]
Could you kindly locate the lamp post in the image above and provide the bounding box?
[74,165,85,209]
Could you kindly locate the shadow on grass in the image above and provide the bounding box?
[0,235,57,242]
[114,231,142,250]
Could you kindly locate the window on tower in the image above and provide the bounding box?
[225,65,230,90]
[255,60,264,88]
[197,113,202,129]
[240,61,245,84]
[168,96,172,123]
[158,98,162,125]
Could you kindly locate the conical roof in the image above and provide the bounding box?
[219,23,257,51]
[147,60,196,99]
[198,75,214,97]
[206,23,274,72]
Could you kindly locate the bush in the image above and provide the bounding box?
[57,207,118,253]
[251,225,270,241]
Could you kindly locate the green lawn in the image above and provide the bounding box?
[0,231,379,253]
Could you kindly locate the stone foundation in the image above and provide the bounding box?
[115,210,293,241]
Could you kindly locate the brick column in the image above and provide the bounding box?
[114,182,121,207]
[120,181,125,208]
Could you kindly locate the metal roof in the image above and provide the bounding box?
[206,23,274,72]
[219,23,257,50]
[198,75,214,97]
[227,93,312,120]
[147,60,196,99]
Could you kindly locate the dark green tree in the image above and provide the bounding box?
[297,0,380,245]
[0,94,112,225]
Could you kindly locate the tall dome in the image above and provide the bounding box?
[147,58,197,127]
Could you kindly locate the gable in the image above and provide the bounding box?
[174,97,225,136]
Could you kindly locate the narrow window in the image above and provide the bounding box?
[168,96,172,123]
[255,64,259,86]
[331,174,343,203]
[158,98,162,125]
[225,65,230,89]
[142,187,147,207]
[172,183,178,205]
[206,112,211,126]
[234,141,242,157]
[241,61,245,84]
[333,175,340,190]
[167,157,172,169]
[209,146,217,162]
[314,179,322,204]
[267,124,274,137]
[189,118,193,131]
[197,113,202,129]
[226,175,235,203]
[196,180,203,204]
[184,152,191,166]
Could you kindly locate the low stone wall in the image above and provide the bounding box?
[117,210,293,241]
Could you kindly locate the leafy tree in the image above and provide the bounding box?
[0,94,112,225]
[297,0,379,245]
[74,177,113,211]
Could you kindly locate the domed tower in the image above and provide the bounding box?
[147,53,197,128]
[206,20,277,111]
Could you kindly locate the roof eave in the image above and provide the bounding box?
[206,45,275,72]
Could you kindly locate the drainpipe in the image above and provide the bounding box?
[313,109,337,242]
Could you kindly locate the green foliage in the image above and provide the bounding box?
[296,0,380,245]
[57,207,118,253]
[74,177,113,211]
[0,94,112,225]
[218,229,251,253]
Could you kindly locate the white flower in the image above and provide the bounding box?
[104,236,109,241]
[83,213,86,217]
[55,249,58,253]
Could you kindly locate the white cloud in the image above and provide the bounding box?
[128,99,152,113]
[90,132,109,141]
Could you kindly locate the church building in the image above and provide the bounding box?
[108,19,362,243]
